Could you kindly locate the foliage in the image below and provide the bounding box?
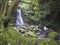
[0,0,60,45]
[39,0,60,30]
[0,0,21,28]
[18,25,37,37]
[0,26,59,45]
[48,32,58,39]
[0,27,21,45]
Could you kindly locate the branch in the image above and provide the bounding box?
[20,1,36,6]
[0,0,5,15]
[20,1,31,4]
[7,0,21,18]
[3,0,9,16]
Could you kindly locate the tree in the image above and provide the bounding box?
[0,0,21,27]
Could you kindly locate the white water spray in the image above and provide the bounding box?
[15,9,24,26]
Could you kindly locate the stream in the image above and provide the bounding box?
[12,8,60,39]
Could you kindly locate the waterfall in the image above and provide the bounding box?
[15,9,24,26]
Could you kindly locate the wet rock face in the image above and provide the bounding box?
[55,33,60,40]
[38,32,47,38]
[55,36,60,40]
[38,25,43,29]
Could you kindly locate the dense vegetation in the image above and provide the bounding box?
[0,0,60,45]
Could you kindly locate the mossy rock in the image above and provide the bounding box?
[48,32,58,38]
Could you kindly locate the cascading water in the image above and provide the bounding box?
[14,9,49,38]
[15,9,24,26]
